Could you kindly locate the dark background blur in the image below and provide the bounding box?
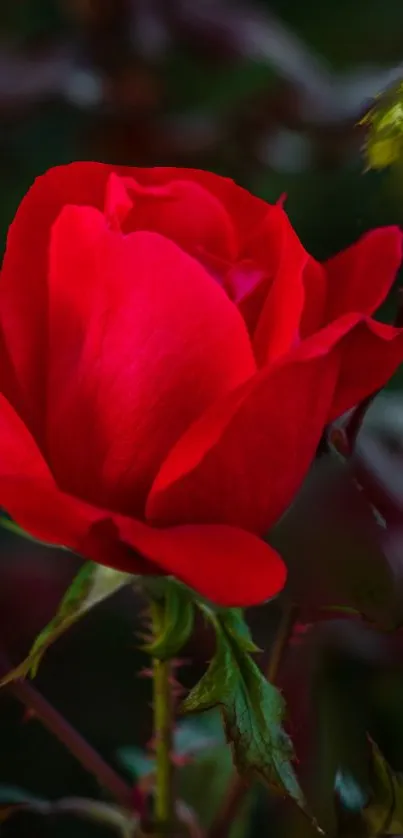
[2,2,403,836]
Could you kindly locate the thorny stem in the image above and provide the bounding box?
[0,652,132,810]
[150,598,175,832]
[208,602,298,838]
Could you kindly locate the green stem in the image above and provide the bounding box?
[150,599,175,832]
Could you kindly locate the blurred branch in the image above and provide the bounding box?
[0,43,76,109]
[173,0,403,124]
[0,0,402,129]
[4,795,138,836]
[0,649,205,837]
[0,651,133,810]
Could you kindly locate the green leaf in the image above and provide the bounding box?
[361,82,403,170]
[312,656,370,834]
[143,580,194,660]
[0,562,135,686]
[181,607,306,812]
[361,741,403,835]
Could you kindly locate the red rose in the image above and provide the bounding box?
[0,163,402,605]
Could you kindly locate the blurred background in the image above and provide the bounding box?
[2,1,403,836]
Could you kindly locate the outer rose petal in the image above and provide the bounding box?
[0,162,112,437]
[0,163,260,433]
[0,393,285,606]
[226,262,271,334]
[328,316,403,420]
[324,227,403,322]
[147,313,403,535]
[252,207,308,365]
[47,207,256,514]
[120,176,238,261]
[147,350,340,534]
[0,391,102,547]
[132,167,269,247]
[83,517,287,607]
[299,258,327,338]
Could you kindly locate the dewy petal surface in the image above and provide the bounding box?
[46,205,256,514]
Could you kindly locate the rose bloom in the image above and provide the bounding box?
[0,164,402,605]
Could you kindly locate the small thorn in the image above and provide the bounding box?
[136,631,154,644]
[172,754,192,767]
[171,657,190,669]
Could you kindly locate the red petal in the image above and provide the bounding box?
[83,516,287,607]
[0,162,113,438]
[147,350,339,534]
[132,167,269,247]
[47,207,256,515]
[121,175,238,262]
[148,310,403,535]
[0,163,268,437]
[324,227,403,322]
[252,208,308,365]
[0,162,269,438]
[0,384,285,606]
[226,262,272,334]
[299,258,327,338]
[0,392,101,546]
[329,316,403,420]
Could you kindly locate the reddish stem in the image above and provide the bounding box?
[0,652,132,810]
